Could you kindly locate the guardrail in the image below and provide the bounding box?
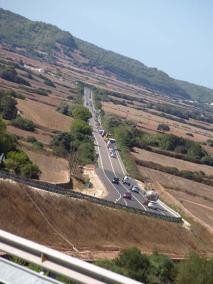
[0,171,182,223]
[0,229,142,284]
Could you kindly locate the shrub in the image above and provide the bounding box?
[57,102,72,116]
[44,78,55,87]
[157,123,170,132]
[31,141,43,150]
[12,116,35,132]
[35,88,48,96]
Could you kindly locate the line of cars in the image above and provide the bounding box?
[112,175,140,200]
[98,127,160,210]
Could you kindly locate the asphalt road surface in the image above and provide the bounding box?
[84,87,180,219]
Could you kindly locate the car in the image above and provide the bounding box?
[131,185,140,193]
[123,192,132,200]
[112,177,120,184]
[148,201,158,210]
[110,151,116,158]
[122,175,131,186]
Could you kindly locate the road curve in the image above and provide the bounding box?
[84,87,180,218]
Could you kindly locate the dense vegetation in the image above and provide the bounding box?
[53,90,94,166]
[0,8,76,57]
[8,248,213,284]
[96,248,213,284]
[0,118,40,179]
[1,8,213,102]
[0,89,17,120]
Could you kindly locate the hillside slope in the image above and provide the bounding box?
[0,8,213,102]
[0,181,213,259]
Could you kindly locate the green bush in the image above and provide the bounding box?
[12,116,35,131]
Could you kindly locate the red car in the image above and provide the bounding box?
[123,192,132,200]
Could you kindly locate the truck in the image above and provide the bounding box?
[145,190,159,202]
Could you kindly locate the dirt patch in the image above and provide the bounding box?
[0,181,213,259]
[24,149,70,183]
[74,166,108,198]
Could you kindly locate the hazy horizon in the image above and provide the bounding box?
[0,0,212,89]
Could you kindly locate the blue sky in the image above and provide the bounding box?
[0,0,212,88]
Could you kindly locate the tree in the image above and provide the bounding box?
[70,119,92,136]
[175,253,213,284]
[4,151,30,174]
[148,252,176,284]
[71,105,92,121]
[0,95,17,120]
[20,164,41,179]
[115,247,151,282]
[0,118,6,134]
[0,133,17,154]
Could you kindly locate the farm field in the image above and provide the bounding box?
[24,149,70,183]
[17,98,72,132]
[7,125,53,145]
[102,102,213,143]
[0,181,213,260]
[137,165,213,231]
[133,147,213,176]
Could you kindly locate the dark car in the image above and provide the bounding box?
[112,177,120,184]
[123,192,132,200]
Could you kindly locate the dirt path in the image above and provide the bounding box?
[181,199,213,212]
[74,166,108,198]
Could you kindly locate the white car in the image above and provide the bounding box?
[111,151,116,158]
[131,186,140,193]
[148,201,158,210]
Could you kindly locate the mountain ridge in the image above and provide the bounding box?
[0,8,213,102]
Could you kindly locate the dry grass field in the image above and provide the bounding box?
[24,149,70,183]
[0,181,213,260]
[133,147,213,176]
[17,98,72,131]
[137,165,213,230]
[7,125,53,145]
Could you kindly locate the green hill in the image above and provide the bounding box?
[0,8,213,102]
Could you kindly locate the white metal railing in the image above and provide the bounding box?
[0,229,143,284]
